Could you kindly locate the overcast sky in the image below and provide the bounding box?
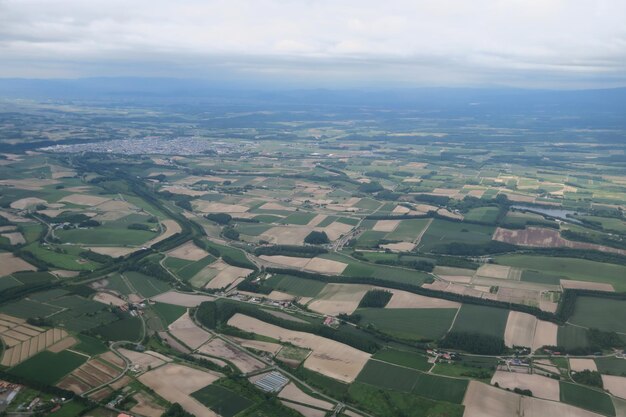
[1,0,625,88]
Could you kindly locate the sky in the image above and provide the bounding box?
[1,0,625,88]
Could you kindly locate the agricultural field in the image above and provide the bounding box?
[356,308,457,341]
[1,98,625,417]
[450,304,509,339]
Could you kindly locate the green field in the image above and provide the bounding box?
[569,297,626,333]
[451,304,508,338]
[73,334,108,355]
[356,359,422,392]
[347,382,464,417]
[464,207,500,224]
[419,219,494,252]
[9,351,87,384]
[93,316,142,342]
[0,298,63,318]
[520,269,563,285]
[280,212,316,225]
[103,273,133,295]
[321,252,429,286]
[191,384,255,417]
[372,348,431,371]
[264,274,326,297]
[560,382,615,416]
[124,271,171,298]
[557,325,589,351]
[152,302,186,325]
[356,360,467,404]
[23,243,99,270]
[495,254,626,291]
[176,255,216,281]
[412,372,468,404]
[595,357,626,376]
[356,230,387,248]
[56,226,156,245]
[385,218,432,241]
[357,308,457,341]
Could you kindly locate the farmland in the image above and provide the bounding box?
[0,94,625,417]
[356,308,457,341]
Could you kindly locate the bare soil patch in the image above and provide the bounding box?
[504,311,537,348]
[278,382,334,410]
[494,227,626,256]
[139,363,222,417]
[152,291,215,307]
[131,392,167,417]
[1,232,25,245]
[532,320,558,351]
[168,241,210,261]
[561,280,614,292]
[168,312,211,349]
[260,226,313,245]
[372,220,400,232]
[47,336,77,353]
[569,358,598,372]
[280,401,326,417]
[118,348,171,371]
[93,292,127,307]
[304,257,347,274]
[320,222,353,241]
[602,375,626,399]
[384,289,460,309]
[85,246,136,257]
[60,194,110,206]
[491,371,559,401]
[0,253,36,276]
[476,264,512,279]
[380,242,416,252]
[259,202,295,211]
[194,201,249,213]
[10,197,48,210]
[197,337,265,373]
[206,265,253,290]
[228,314,370,383]
[307,214,327,227]
[232,337,282,355]
[260,255,310,268]
[308,284,371,316]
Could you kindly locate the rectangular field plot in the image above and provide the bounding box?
[0,299,63,318]
[568,297,626,334]
[557,325,589,351]
[357,308,457,341]
[494,255,626,292]
[356,360,467,404]
[9,350,87,385]
[418,220,494,252]
[124,271,171,298]
[464,207,501,224]
[451,304,509,338]
[356,359,422,392]
[595,357,626,376]
[384,218,432,241]
[264,274,326,297]
[191,384,255,417]
[559,381,616,416]
[372,348,431,371]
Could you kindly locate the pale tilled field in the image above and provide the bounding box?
[228,313,370,383]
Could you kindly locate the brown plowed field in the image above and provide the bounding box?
[493,227,626,256]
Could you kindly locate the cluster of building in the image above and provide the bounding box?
[41,137,245,156]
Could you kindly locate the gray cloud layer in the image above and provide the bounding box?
[1,0,625,87]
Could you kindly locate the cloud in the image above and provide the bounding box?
[0,0,625,87]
